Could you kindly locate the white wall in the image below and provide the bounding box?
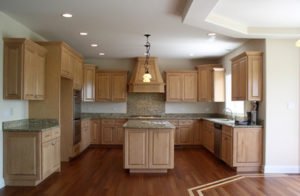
[0,12,46,188]
[82,58,221,114]
[264,39,300,173]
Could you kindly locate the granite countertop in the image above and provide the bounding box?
[3,119,59,132]
[81,113,222,120]
[202,118,263,128]
[123,120,176,129]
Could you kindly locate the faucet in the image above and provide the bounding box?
[223,108,234,120]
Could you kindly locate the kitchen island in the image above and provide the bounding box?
[123,120,175,173]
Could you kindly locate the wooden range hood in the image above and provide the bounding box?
[128,57,165,93]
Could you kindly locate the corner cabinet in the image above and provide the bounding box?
[196,64,225,102]
[201,120,215,153]
[165,71,198,102]
[3,38,47,100]
[124,128,174,173]
[82,64,96,102]
[101,119,127,144]
[168,120,199,145]
[4,127,60,186]
[231,52,263,101]
[95,71,128,102]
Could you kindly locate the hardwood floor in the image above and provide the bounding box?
[0,148,299,196]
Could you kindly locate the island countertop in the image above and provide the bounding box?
[123,120,175,129]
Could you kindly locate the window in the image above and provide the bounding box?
[225,74,244,116]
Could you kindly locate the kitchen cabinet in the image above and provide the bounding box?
[221,125,233,166]
[201,120,214,153]
[206,122,263,172]
[90,119,101,144]
[196,64,225,102]
[231,51,263,101]
[168,120,199,145]
[82,64,96,102]
[3,38,47,100]
[28,41,83,162]
[81,119,91,152]
[4,127,60,186]
[232,127,263,172]
[73,56,83,90]
[124,128,174,172]
[101,119,127,144]
[61,47,73,79]
[194,120,202,145]
[95,71,128,102]
[165,71,198,102]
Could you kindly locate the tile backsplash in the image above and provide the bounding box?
[127,93,165,115]
[82,93,220,114]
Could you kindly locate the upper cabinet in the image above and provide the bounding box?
[61,47,74,79]
[231,52,263,101]
[165,71,198,102]
[196,64,225,102]
[82,64,96,102]
[73,55,83,90]
[3,38,47,100]
[95,71,128,102]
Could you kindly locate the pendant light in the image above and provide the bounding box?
[143,34,152,83]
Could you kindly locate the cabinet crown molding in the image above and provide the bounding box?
[231,51,263,62]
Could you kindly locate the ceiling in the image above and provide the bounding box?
[0,0,299,59]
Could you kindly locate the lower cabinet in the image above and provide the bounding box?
[221,125,263,172]
[221,125,232,166]
[124,128,174,172]
[168,120,199,145]
[4,127,61,186]
[42,137,60,178]
[201,120,214,153]
[90,119,101,144]
[81,119,91,151]
[101,119,127,144]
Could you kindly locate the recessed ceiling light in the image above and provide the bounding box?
[99,52,105,56]
[189,53,194,57]
[208,32,216,37]
[91,43,98,47]
[62,13,72,18]
[80,32,88,36]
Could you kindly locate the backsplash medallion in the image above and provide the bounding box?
[127,93,165,116]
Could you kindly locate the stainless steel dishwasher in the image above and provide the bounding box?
[214,123,222,158]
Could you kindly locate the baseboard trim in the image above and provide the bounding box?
[0,177,5,188]
[263,165,300,174]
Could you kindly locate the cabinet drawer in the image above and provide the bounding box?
[222,125,232,136]
[168,120,179,126]
[52,127,60,138]
[179,120,193,126]
[42,130,53,142]
[114,119,127,126]
[101,119,115,125]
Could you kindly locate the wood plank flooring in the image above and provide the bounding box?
[0,148,299,196]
